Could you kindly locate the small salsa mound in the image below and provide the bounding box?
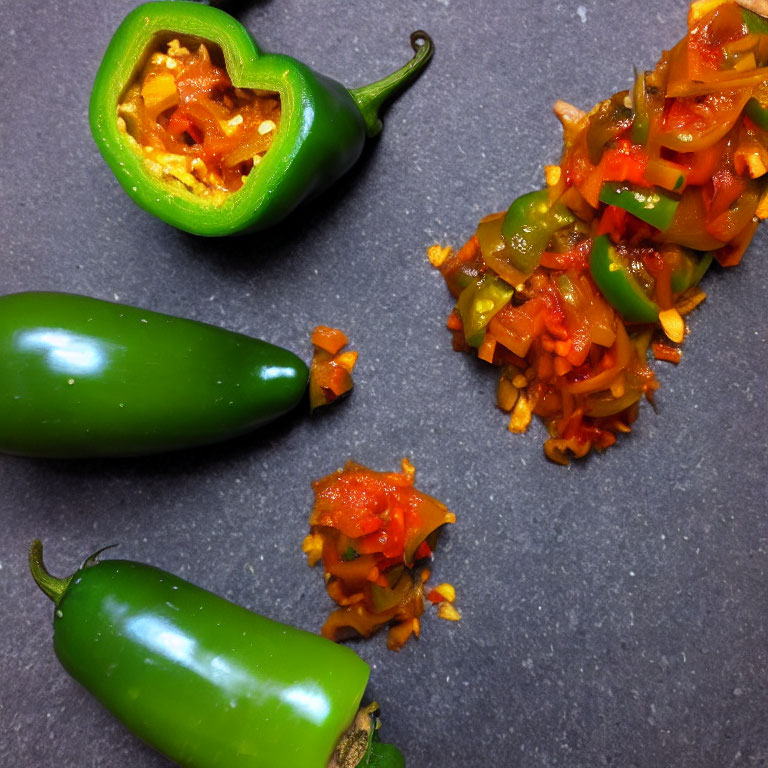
[117,36,281,202]
[309,326,357,411]
[303,458,455,651]
[432,0,768,464]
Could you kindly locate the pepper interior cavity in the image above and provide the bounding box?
[117,35,281,203]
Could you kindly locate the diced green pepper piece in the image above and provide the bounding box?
[456,274,514,347]
[670,250,714,294]
[742,7,768,35]
[746,96,768,130]
[599,182,679,231]
[501,189,575,274]
[589,235,659,323]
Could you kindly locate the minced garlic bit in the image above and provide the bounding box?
[427,244,452,268]
[431,583,456,603]
[545,164,561,187]
[258,120,276,135]
[400,456,416,479]
[301,533,324,567]
[508,392,532,433]
[167,38,190,57]
[437,603,461,621]
[659,307,686,344]
[497,377,519,412]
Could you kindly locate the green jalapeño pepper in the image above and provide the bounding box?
[501,189,575,274]
[598,182,679,231]
[29,540,404,768]
[589,235,660,324]
[0,292,307,457]
[90,2,434,236]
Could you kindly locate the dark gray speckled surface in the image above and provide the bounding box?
[1,1,766,766]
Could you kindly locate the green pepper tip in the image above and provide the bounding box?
[350,30,434,138]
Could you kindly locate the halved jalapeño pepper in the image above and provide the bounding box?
[90,1,433,236]
[500,189,575,274]
[456,273,514,347]
[29,540,404,768]
[598,182,679,231]
[589,235,660,323]
[0,292,308,457]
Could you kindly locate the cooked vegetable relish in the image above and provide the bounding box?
[432,0,768,464]
[117,36,281,202]
[303,459,455,651]
[309,326,357,412]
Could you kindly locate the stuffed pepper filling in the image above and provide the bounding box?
[117,35,281,203]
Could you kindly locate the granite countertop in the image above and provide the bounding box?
[1,1,766,766]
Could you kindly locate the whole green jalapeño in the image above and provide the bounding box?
[90,2,434,236]
[0,292,308,457]
[30,540,405,768]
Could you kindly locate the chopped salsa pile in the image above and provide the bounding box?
[309,326,358,412]
[117,37,281,202]
[431,0,768,464]
[303,459,456,651]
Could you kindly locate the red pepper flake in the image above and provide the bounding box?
[652,340,682,364]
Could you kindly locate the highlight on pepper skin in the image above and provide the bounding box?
[118,34,282,204]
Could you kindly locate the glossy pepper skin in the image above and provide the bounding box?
[501,189,575,273]
[0,292,307,457]
[589,235,660,324]
[90,2,433,236]
[28,540,403,768]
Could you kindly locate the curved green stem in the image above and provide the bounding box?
[350,31,434,137]
[29,539,73,607]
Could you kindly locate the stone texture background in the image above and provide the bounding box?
[1,1,766,766]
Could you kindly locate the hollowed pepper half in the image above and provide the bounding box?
[0,292,308,457]
[90,1,434,236]
[30,540,404,768]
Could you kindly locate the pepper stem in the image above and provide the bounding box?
[349,31,434,138]
[329,704,405,768]
[29,539,73,607]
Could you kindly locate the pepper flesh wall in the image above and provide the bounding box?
[118,36,281,204]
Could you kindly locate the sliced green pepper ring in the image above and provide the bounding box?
[589,234,660,323]
[456,273,514,347]
[598,182,679,231]
[90,2,433,236]
[501,189,575,273]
